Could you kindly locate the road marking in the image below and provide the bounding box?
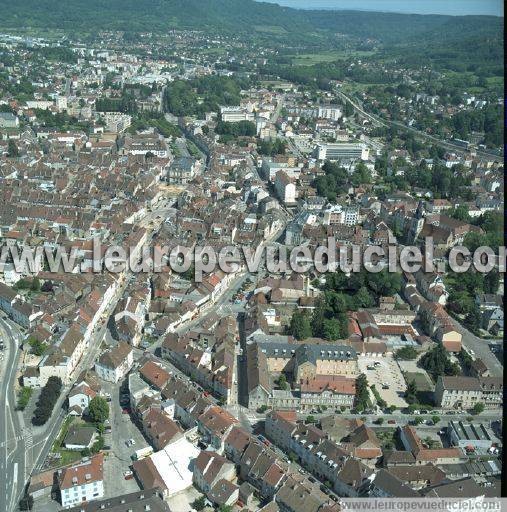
[13,463,18,485]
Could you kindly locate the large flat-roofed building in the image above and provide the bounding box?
[132,437,200,497]
[220,106,255,123]
[316,142,369,161]
[434,376,503,409]
[448,420,499,451]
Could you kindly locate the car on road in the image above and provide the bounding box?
[388,420,396,424]
[122,408,131,415]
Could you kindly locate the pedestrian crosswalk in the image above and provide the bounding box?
[0,427,33,449]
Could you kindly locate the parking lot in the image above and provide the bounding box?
[358,355,408,408]
[100,380,147,497]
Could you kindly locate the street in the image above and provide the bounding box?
[0,315,25,512]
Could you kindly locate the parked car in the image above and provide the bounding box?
[122,408,131,415]
[388,420,396,424]
[123,470,133,480]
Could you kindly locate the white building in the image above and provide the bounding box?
[58,454,104,508]
[220,106,255,123]
[316,143,369,161]
[318,105,342,121]
[274,171,296,205]
[94,342,134,383]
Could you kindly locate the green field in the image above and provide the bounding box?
[292,49,376,66]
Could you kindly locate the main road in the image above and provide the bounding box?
[0,315,25,512]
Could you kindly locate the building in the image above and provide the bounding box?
[316,143,369,161]
[318,105,342,121]
[167,157,198,185]
[0,112,19,128]
[66,489,170,512]
[274,171,296,205]
[58,454,104,508]
[132,437,200,497]
[434,376,503,410]
[220,106,255,123]
[94,342,134,383]
[448,420,500,451]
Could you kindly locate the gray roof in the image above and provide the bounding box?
[256,342,357,364]
[66,489,170,511]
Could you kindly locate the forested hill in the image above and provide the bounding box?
[0,0,502,46]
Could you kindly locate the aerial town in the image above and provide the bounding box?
[0,4,504,511]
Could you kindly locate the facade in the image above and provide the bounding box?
[434,376,503,409]
[94,342,134,383]
[316,143,369,161]
[220,106,255,123]
[167,157,198,185]
[58,454,104,509]
[0,112,19,128]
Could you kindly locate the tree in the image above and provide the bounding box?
[484,270,500,294]
[7,140,19,157]
[431,415,441,424]
[419,344,460,381]
[289,310,312,340]
[306,415,316,424]
[395,346,418,360]
[405,379,418,404]
[192,497,206,511]
[376,417,384,425]
[472,402,485,415]
[88,396,109,424]
[355,374,369,411]
[277,374,288,391]
[19,495,34,511]
[32,377,62,426]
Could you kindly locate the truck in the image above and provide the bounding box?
[132,446,153,461]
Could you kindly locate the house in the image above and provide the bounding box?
[434,376,503,409]
[139,360,171,390]
[63,426,96,451]
[94,342,133,383]
[197,405,239,452]
[65,489,170,512]
[58,454,104,508]
[363,469,419,497]
[193,450,236,496]
[68,383,97,416]
[142,408,184,451]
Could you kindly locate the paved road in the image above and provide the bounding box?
[450,318,503,377]
[0,316,25,512]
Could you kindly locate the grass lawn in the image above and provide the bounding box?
[292,49,376,66]
[49,416,87,468]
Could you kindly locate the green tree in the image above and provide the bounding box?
[277,374,288,391]
[395,346,418,360]
[419,344,460,381]
[355,374,369,411]
[306,415,316,424]
[7,140,19,157]
[289,310,312,340]
[472,402,485,415]
[405,379,418,404]
[88,396,109,424]
[431,415,441,424]
[192,497,206,511]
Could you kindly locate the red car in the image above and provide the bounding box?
[122,408,131,414]
[388,420,396,424]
